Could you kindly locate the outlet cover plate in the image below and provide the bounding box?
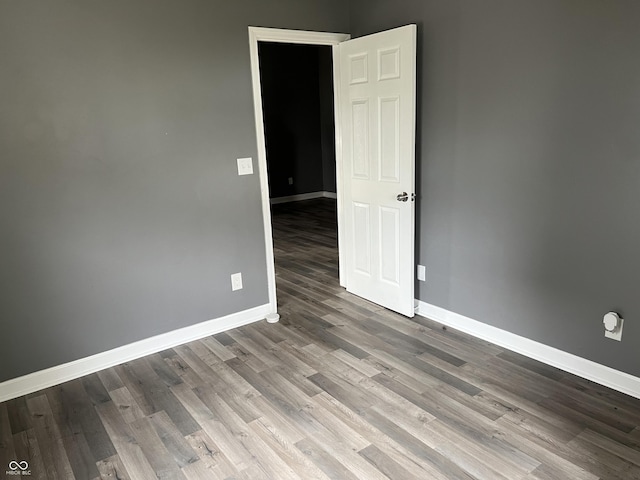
[417,265,426,282]
[605,318,623,341]
[231,272,243,291]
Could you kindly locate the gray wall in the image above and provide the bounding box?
[318,46,337,194]
[0,0,348,382]
[259,43,335,198]
[350,0,640,377]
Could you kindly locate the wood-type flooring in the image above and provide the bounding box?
[1,198,640,479]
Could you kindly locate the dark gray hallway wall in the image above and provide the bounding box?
[260,43,323,198]
[259,43,336,198]
[349,0,640,377]
[318,46,337,194]
[0,0,348,383]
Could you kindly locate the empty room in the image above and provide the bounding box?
[1,0,639,479]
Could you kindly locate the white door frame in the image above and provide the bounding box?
[248,27,350,315]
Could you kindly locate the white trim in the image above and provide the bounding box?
[0,304,271,403]
[270,191,337,205]
[248,27,350,311]
[415,300,640,400]
[248,27,349,45]
[332,44,347,288]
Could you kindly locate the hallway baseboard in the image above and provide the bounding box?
[270,191,337,204]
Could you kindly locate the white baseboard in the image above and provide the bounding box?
[270,191,337,205]
[0,304,271,403]
[415,300,640,400]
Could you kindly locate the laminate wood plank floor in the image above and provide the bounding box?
[2,198,640,479]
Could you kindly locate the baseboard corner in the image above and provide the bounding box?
[0,303,271,403]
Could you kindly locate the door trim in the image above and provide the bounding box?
[248,27,350,314]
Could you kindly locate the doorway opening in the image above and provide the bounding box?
[258,41,339,313]
[259,43,336,205]
[248,28,349,316]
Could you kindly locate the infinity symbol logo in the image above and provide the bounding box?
[8,461,29,471]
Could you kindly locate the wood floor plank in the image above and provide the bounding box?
[180,459,226,479]
[48,379,117,463]
[426,432,513,480]
[149,410,199,469]
[294,436,361,480]
[81,373,112,405]
[113,363,156,417]
[6,396,31,435]
[226,358,311,422]
[163,353,206,389]
[13,428,47,480]
[578,427,640,466]
[0,402,17,478]
[560,374,640,413]
[312,392,447,480]
[108,387,146,424]
[374,371,541,474]
[539,396,640,450]
[95,401,158,479]
[26,394,76,479]
[96,454,132,480]
[246,320,288,345]
[199,336,236,362]
[296,427,389,480]
[212,331,236,347]
[45,383,102,479]
[60,431,101,479]
[500,408,585,445]
[226,329,282,370]
[361,406,477,480]
[182,429,239,479]
[193,386,302,480]
[170,383,254,470]
[129,416,187,480]
[565,434,640,480]
[236,461,272,480]
[180,351,256,415]
[359,444,424,480]
[124,359,200,437]
[96,369,124,393]
[329,349,380,378]
[495,414,604,480]
[414,314,505,356]
[146,353,185,388]
[248,417,332,480]
[428,417,537,479]
[253,338,318,380]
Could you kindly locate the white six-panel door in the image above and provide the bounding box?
[338,25,417,317]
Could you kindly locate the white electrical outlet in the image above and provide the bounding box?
[603,312,623,341]
[417,265,426,281]
[288,177,294,185]
[237,157,253,176]
[231,272,243,291]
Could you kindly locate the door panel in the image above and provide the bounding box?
[339,25,416,317]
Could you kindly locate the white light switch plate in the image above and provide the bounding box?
[417,265,426,281]
[237,157,253,176]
